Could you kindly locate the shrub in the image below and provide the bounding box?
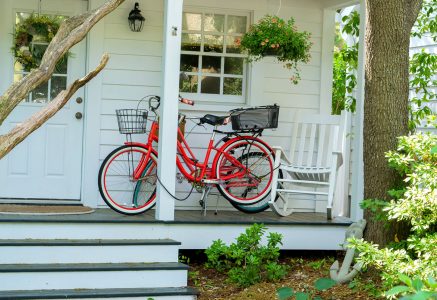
[349,133,437,291]
[205,223,288,287]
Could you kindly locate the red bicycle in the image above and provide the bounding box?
[98,95,279,215]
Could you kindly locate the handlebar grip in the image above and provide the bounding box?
[180,98,194,106]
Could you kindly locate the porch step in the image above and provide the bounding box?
[0,262,189,291]
[0,287,198,299]
[0,239,180,264]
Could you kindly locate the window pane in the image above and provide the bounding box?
[30,43,47,68]
[180,75,198,93]
[224,78,242,95]
[181,33,201,51]
[201,76,220,94]
[50,76,67,100]
[227,16,247,34]
[16,12,30,24]
[204,35,223,53]
[202,56,221,73]
[180,54,199,72]
[225,36,242,54]
[55,55,68,74]
[224,57,243,75]
[204,14,224,32]
[32,81,49,103]
[182,13,201,31]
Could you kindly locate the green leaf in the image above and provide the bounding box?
[412,278,423,291]
[277,287,294,300]
[411,291,434,300]
[431,145,437,154]
[385,286,411,296]
[314,278,337,291]
[295,292,310,300]
[314,297,323,300]
[399,274,413,287]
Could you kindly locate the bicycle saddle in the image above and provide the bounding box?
[200,114,228,126]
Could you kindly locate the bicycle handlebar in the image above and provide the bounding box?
[147,95,195,112]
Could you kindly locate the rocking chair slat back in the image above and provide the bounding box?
[269,110,351,219]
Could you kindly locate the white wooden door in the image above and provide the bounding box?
[0,0,88,200]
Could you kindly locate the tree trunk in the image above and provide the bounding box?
[363,0,422,246]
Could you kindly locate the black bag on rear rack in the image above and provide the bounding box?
[230,105,279,130]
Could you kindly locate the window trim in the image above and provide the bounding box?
[180,7,252,105]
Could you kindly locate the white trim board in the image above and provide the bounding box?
[0,222,348,250]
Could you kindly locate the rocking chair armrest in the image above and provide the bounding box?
[332,151,343,168]
[272,146,292,165]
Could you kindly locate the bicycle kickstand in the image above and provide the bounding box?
[199,185,212,216]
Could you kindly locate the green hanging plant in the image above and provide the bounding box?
[240,15,312,84]
[12,14,67,72]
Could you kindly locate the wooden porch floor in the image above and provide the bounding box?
[0,208,352,226]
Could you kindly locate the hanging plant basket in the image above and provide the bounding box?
[240,15,312,84]
[12,14,66,72]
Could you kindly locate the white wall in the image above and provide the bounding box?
[94,0,330,212]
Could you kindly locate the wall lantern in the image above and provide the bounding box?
[128,2,145,32]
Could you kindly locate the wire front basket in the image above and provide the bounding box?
[116,109,148,134]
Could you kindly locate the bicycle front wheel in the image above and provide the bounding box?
[98,145,157,215]
[215,138,274,205]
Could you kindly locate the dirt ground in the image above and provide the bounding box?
[184,250,383,300]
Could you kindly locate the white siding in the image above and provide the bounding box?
[97,0,328,211]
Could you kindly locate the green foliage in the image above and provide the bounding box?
[331,11,359,115]
[409,0,437,131]
[307,259,326,270]
[411,0,437,42]
[349,133,437,291]
[240,15,312,84]
[360,199,390,222]
[205,223,288,287]
[385,275,437,300]
[332,5,437,127]
[348,276,382,298]
[277,278,337,300]
[409,49,437,131]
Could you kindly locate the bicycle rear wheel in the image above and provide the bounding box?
[215,138,274,205]
[230,151,283,213]
[98,145,157,215]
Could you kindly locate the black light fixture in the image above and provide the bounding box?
[128,2,145,32]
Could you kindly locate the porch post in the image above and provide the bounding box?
[350,1,365,221]
[156,0,183,221]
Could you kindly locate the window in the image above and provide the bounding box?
[180,10,249,104]
[14,12,68,104]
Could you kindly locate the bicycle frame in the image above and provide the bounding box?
[125,119,263,185]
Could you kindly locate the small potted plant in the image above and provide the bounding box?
[240,15,312,84]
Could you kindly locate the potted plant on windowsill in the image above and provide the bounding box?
[240,15,312,84]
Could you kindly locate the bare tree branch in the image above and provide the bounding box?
[0,54,109,159]
[0,0,125,126]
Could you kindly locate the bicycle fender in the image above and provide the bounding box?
[123,142,158,156]
[211,136,273,175]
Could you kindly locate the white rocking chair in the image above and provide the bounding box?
[269,111,350,219]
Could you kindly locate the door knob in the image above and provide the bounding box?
[75,112,83,119]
